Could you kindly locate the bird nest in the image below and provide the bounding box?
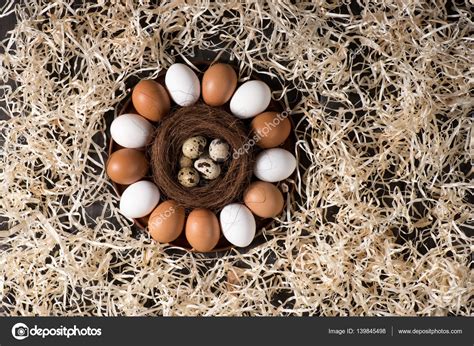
[151,105,253,211]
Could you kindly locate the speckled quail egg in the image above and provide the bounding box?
[178,167,200,187]
[179,154,193,168]
[194,157,221,180]
[209,138,230,163]
[182,136,207,159]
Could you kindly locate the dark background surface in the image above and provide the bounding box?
[0,6,15,111]
[0,20,13,43]
[0,6,16,234]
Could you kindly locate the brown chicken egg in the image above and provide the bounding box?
[148,200,185,243]
[106,148,149,185]
[132,79,170,121]
[185,208,220,252]
[202,63,238,106]
[251,111,291,148]
[244,181,284,218]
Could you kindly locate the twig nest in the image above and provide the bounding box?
[151,104,253,211]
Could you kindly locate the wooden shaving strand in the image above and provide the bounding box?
[0,0,472,316]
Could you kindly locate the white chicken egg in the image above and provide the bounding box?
[219,203,256,247]
[165,63,200,106]
[110,113,154,148]
[254,148,296,182]
[230,80,271,119]
[119,180,160,218]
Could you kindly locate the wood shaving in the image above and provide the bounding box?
[0,0,472,316]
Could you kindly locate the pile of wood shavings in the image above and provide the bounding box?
[0,0,472,316]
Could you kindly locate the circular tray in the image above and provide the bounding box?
[108,61,295,253]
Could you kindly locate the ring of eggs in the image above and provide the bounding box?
[107,62,296,252]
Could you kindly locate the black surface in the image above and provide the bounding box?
[0,7,15,47]
[0,7,16,234]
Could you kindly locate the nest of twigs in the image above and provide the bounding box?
[151,104,253,211]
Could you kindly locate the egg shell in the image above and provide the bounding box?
[230,80,271,119]
[208,138,230,162]
[251,111,291,148]
[244,181,284,218]
[179,155,193,168]
[148,200,185,243]
[132,79,170,122]
[165,63,200,106]
[182,136,207,159]
[185,208,220,252]
[119,180,160,218]
[254,148,296,182]
[177,167,200,188]
[110,113,154,148]
[194,157,221,180]
[106,148,149,185]
[220,204,256,248]
[202,63,238,106]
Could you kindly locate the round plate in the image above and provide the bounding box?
[108,61,295,253]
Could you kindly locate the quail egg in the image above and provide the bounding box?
[178,167,200,187]
[194,157,221,180]
[182,136,207,159]
[209,138,230,163]
[179,154,193,168]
